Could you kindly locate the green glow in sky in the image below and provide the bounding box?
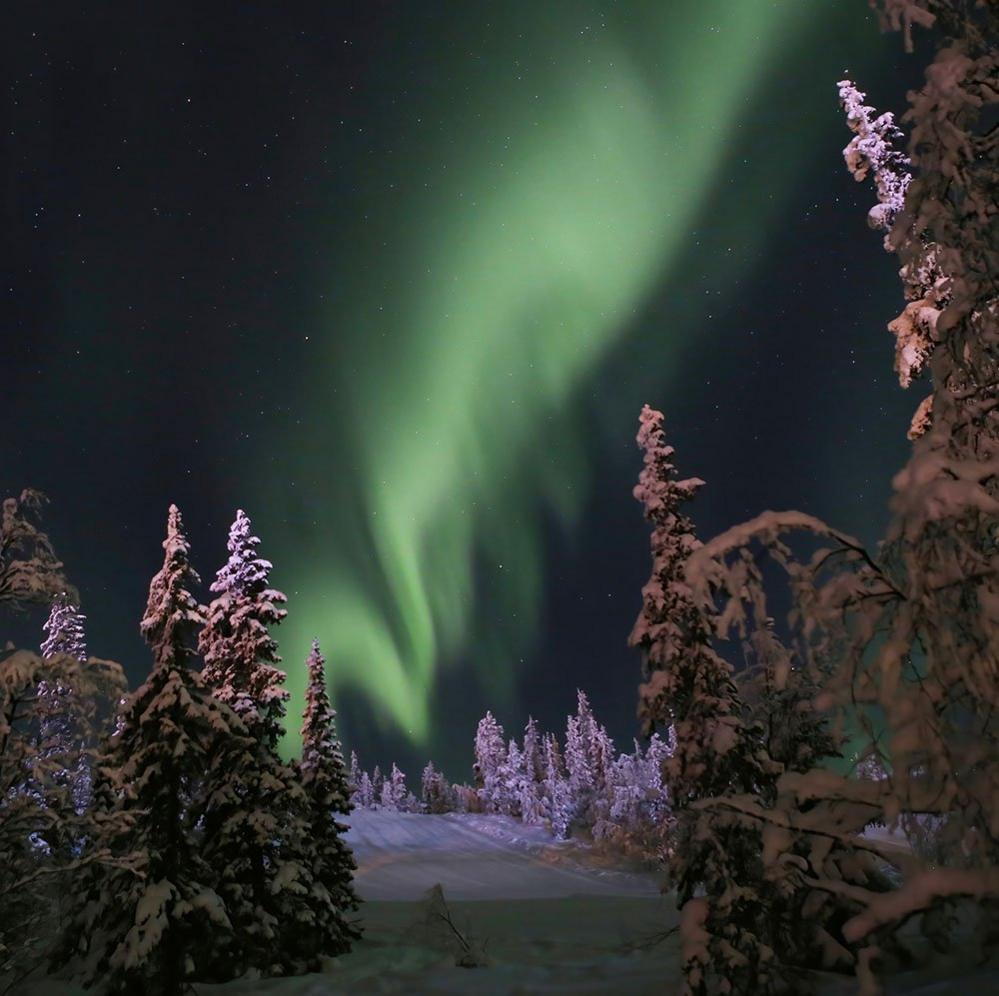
[263,1,838,753]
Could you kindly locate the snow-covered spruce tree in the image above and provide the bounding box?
[519,773,546,825]
[54,505,257,996]
[370,765,384,807]
[563,714,593,828]
[0,497,124,986]
[472,711,507,813]
[40,594,87,661]
[40,594,93,820]
[541,733,572,841]
[517,717,546,824]
[497,738,525,818]
[348,750,361,801]
[739,616,840,781]
[292,639,360,967]
[380,762,409,811]
[565,689,615,828]
[521,716,544,785]
[836,1,999,972]
[667,9,999,988]
[596,735,674,860]
[421,761,453,814]
[0,489,77,614]
[1,645,125,986]
[629,404,776,995]
[197,512,326,979]
[356,770,375,809]
[199,509,289,745]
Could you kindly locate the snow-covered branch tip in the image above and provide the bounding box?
[838,79,911,237]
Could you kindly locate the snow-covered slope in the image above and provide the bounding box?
[344,810,662,901]
[18,813,998,995]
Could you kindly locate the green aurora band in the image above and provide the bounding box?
[261,1,877,754]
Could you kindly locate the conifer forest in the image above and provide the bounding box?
[2,1,997,993]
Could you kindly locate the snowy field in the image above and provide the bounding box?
[344,809,663,901]
[20,812,999,995]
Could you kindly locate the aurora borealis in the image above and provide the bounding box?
[5,1,919,776]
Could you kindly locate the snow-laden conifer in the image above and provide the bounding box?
[0,489,76,614]
[521,716,543,785]
[517,716,546,824]
[563,715,592,827]
[39,593,93,818]
[472,711,507,813]
[197,523,332,979]
[41,594,87,661]
[541,733,572,841]
[380,763,409,811]
[421,761,453,814]
[356,770,375,809]
[497,738,525,817]
[629,406,772,995]
[1,495,122,981]
[55,505,256,996]
[199,509,289,747]
[348,750,361,800]
[292,638,360,966]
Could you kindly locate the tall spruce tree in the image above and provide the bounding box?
[669,9,999,989]
[293,639,360,967]
[196,511,323,979]
[55,505,256,996]
[629,405,773,995]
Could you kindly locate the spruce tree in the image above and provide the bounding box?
[1,500,123,984]
[293,638,361,967]
[518,717,546,824]
[55,505,256,996]
[472,711,507,813]
[499,738,525,817]
[380,762,409,811]
[521,716,544,785]
[199,509,289,745]
[40,594,92,818]
[739,618,838,778]
[41,594,87,661]
[542,733,572,841]
[563,715,592,827]
[348,750,361,801]
[196,512,324,978]
[356,770,375,809]
[421,761,452,814]
[0,489,76,614]
[629,405,772,995]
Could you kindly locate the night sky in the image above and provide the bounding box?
[4,1,927,781]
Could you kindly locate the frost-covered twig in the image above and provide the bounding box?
[420,884,489,968]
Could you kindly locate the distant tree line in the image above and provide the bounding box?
[348,692,677,862]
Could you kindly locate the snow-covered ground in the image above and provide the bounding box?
[344,810,662,901]
[19,812,998,995]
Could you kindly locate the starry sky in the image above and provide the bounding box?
[4,1,926,781]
